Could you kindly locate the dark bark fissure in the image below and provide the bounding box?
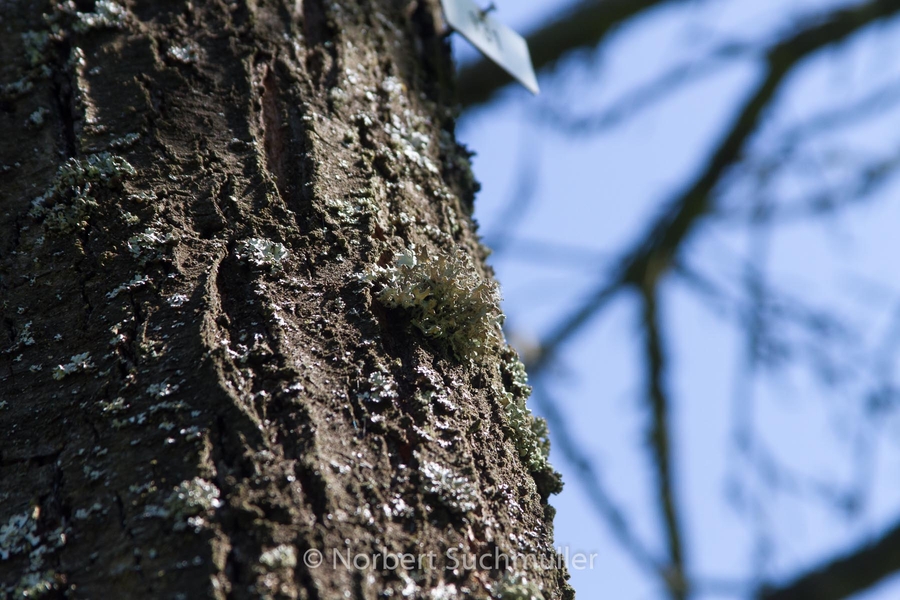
[302,0,340,87]
[51,40,79,160]
[258,59,320,223]
[2,318,15,352]
[261,68,290,202]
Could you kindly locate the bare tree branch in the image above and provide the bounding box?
[640,285,688,599]
[777,77,900,146]
[620,0,900,287]
[725,145,900,223]
[493,3,900,598]
[530,385,667,576]
[529,0,900,375]
[536,41,752,136]
[758,517,900,600]
[534,309,749,598]
[456,0,685,108]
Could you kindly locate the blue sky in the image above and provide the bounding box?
[452,1,900,598]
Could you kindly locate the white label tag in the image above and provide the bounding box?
[441,0,540,95]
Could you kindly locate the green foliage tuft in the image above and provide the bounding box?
[372,246,503,360]
[29,152,135,233]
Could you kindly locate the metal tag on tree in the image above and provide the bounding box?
[441,0,540,95]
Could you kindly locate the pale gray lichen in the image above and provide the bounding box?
[127,227,177,262]
[419,459,478,514]
[98,396,127,414]
[429,582,460,600]
[385,114,438,174]
[109,400,191,430]
[30,152,135,233]
[28,108,49,128]
[0,511,39,560]
[369,246,503,361]
[324,193,377,225]
[357,368,397,403]
[385,494,414,519]
[109,132,141,150]
[52,352,94,380]
[258,544,297,570]
[9,570,59,599]
[0,78,34,101]
[167,43,200,64]
[237,238,289,269]
[380,76,406,98]
[106,274,150,299]
[69,0,129,33]
[165,477,222,519]
[147,381,178,398]
[490,573,545,600]
[120,211,140,225]
[72,502,105,520]
[167,293,189,308]
[22,30,50,67]
[0,509,65,598]
[17,322,35,347]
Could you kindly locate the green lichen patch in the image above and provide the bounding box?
[29,152,135,233]
[491,573,545,600]
[109,132,141,151]
[324,190,377,225]
[497,349,561,497]
[127,227,178,263]
[357,368,398,404]
[165,477,222,518]
[428,582,460,600]
[9,570,60,599]
[59,0,129,34]
[167,43,201,64]
[498,353,551,473]
[258,544,297,570]
[502,396,552,475]
[419,458,479,515]
[368,246,503,361]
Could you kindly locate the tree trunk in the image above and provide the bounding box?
[0,1,571,599]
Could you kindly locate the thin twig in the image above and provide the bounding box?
[640,285,688,599]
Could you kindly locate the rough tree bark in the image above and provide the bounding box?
[0,1,571,599]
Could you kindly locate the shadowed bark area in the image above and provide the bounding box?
[0,1,569,598]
